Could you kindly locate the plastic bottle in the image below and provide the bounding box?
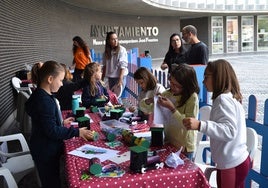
[72,95,79,115]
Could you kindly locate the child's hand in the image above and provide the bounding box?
[79,127,93,141]
[63,117,75,126]
[145,98,154,105]
[100,95,108,100]
[128,106,136,112]
[183,118,200,131]
[157,96,175,111]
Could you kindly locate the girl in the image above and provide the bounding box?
[144,63,200,159]
[183,59,250,188]
[72,36,92,82]
[30,61,43,88]
[56,63,88,110]
[133,67,165,119]
[25,61,93,188]
[161,33,187,74]
[102,31,128,96]
[82,63,110,108]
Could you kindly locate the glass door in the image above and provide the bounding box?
[227,16,238,53]
[241,16,254,52]
[211,16,223,54]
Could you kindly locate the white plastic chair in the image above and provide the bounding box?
[193,105,216,186]
[201,127,259,188]
[16,91,32,140]
[246,127,258,161]
[0,167,18,188]
[0,133,39,185]
[194,105,212,161]
[11,77,32,95]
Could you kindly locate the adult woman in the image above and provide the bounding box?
[102,31,128,97]
[161,33,187,74]
[183,59,250,188]
[72,36,92,81]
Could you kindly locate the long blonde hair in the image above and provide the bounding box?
[83,63,102,96]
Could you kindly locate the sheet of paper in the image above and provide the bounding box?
[68,144,119,162]
[134,131,151,138]
[109,151,130,164]
[153,96,172,124]
[85,114,94,123]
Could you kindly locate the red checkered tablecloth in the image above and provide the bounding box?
[63,112,211,188]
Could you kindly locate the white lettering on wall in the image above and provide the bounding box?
[90,25,159,46]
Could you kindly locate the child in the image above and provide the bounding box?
[30,61,43,88]
[56,63,88,110]
[183,59,250,188]
[144,63,200,159]
[82,62,110,108]
[133,67,165,119]
[25,60,93,188]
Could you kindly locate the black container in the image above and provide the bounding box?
[150,127,164,147]
[77,116,90,129]
[129,146,148,173]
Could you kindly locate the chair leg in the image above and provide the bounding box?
[204,167,217,188]
[34,167,42,187]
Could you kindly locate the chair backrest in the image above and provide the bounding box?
[194,105,212,163]
[246,127,258,161]
[199,105,212,121]
[0,133,30,152]
[11,77,32,95]
[11,77,22,93]
[197,105,212,143]
[16,91,32,140]
[0,167,18,188]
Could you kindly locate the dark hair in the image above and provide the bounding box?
[31,62,43,85]
[37,60,64,88]
[168,33,186,54]
[134,67,157,91]
[182,25,197,36]
[72,36,90,59]
[83,62,101,96]
[104,31,120,60]
[170,63,200,107]
[205,59,242,103]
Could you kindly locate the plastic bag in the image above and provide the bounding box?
[165,147,184,168]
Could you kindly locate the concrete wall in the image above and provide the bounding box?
[0,0,181,126]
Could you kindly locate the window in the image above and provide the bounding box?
[241,16,254,52]
[211,16,223,54]
[227,16,238,53]
[257,15,268,51]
